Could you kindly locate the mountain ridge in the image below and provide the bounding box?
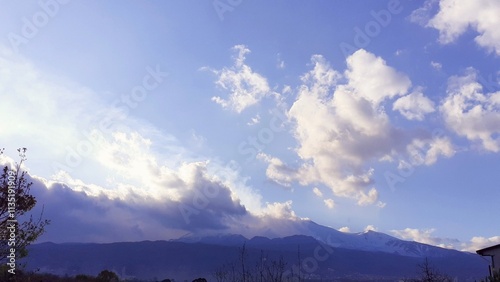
[26,234,487,281]
[25,220,487,281]
[173,219,467,258]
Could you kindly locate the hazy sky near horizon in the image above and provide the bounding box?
[0,0,499,251]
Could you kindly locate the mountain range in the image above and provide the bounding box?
[176,220,461,258]
[24,220,489,281]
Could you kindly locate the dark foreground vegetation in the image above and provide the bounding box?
[0,267,121,282]
[1,269,499,282]
[1,256,498,282]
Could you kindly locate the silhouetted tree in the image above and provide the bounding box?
[239,242,249,282]
[213,264,229,282]
[0,148,50,266]
[75,274,95,281]
[192,278,207,282]
[418,258,452,282]
[213,243,294,282]
[264,255,287,282]
[482,271,500,282]
[96,269,119,282]
[403,258,453,282]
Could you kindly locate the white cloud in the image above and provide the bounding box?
[247,114,261,125]
[409,0,438,26]
[312,187,323,197]
[282,85,292,95]
[391,227,500,251]
[210,45,275,113]
[356,188,379,206]
[323,198,335,209]
[440,68,500,152]
[430,61,442,71]
[339,226,351,233]
[421,0,500,55]
[393,91,436,121]
[260,200,298,220]
[391,228,488,250]
[394,49,404,56]
[207,161,265,215]
[261,50,441,206]
[364,225,377,232]
[277,53,285,69]
[6,152,308,243]
[11,160,252,242]
[406,137,455,166]
[392,228,437,244]
[0,144,315,243]
[257,153,298,188]
[461,236,500,252]
[345,50,411,106]
[391,228,500,252]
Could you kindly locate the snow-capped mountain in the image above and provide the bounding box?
[27,221,487,281]
[176,219,464,258]
[300,220,458,257]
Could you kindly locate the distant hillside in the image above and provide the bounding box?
[25,234,488,281]
[175,219,476,258]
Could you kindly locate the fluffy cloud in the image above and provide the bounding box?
[416,0,500,55]
[392,228,500,251]
[247,114,261,125]
[210,45,275,113]
[8,156,307,243]
[257,152,300,188]
[393,91,436,121]
[339,226,351,233]
[440,68,500,152]
[261,50,444,206]
[312,187,323,197]
[409,0,438,26]
[1,125,301,243]
[391,228,459,249]
[461,236,500,252]
[364,225,377,232]
[405,137,455,166]
[430,61,442,71]
[260,200,298,220]
[26,159,251,242]
[276,53,285,69]
[323,199,335,209]
[345,50,410,106]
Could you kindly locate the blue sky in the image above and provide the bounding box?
[0,0,499,251]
